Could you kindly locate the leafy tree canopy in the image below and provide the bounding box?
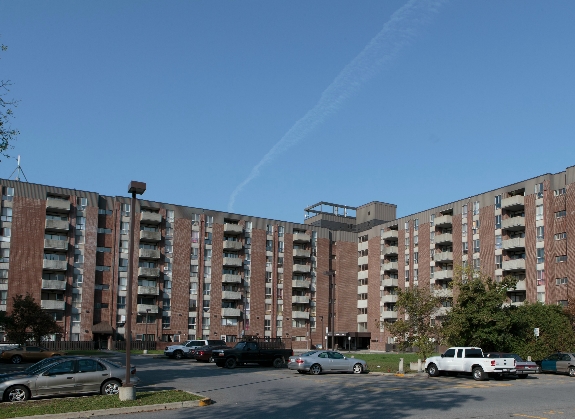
[4,294,62,345]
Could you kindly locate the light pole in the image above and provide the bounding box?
[319,315,324,349]
[143,308,150,354]
[122,181,146,399]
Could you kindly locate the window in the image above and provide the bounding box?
[556,277,568,285]
[462,204,468,217]
[405,270,409,282]
[473,239,480,253]
[204,249,212,260]
[120,222,130,235]
[430,249,434,261]
[190,265,198,277]
[118,277,126,291]
[405,237,410,247]
[205,216,213,228]
[554,188,566,196]
[204,232,212,245]
[266,224,273,235]
[558,300,568,307]
[537,248,545,264]
[537,292,545,303]
[430,266,434,278]
[278,241,284,253]
[430,232,435,244]
[98,228,112,234]
[414,219,419,231]
[555,232,567,240]
[167,210,174,222]
[535,183,544,198]
[0,207,12,222]
[264,320,271,331]
[472,220,480,235]
[495,215,501,229]
[555,210,566,219]
[462,241,468,255]
[162,316,171,329]
[495,195,501,209]
[413,252,418,264]
[117,296,126,309]
[537,269,545,286]
[473,257,480,270]
[430,214,435,227]
[556,255,567,263]
[495,235,502,249]
[203,283,211,296]
[2,187,14,201]
[413,268,418,281]
[495,255,502,269]
[121,203,130,217]
[404,221,409,230]
[462,223,467,237]
[473,201,479,216]
[414,235,418,245]
[265,287,272,297]
[536,205,544,221]
[266,240,273,251]
[536,226,544,242]
[278,226,284,237]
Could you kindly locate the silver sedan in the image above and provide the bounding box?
[0,356,138,402]
[288,351,368,375]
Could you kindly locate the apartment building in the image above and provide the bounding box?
[0,165,574,350]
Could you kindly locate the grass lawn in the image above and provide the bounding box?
[0,390,204,419]
[345,353,437,373]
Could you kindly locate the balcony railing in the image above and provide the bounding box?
[137,304,159,314]
[381,262,398,271]
[138,267,160,277]
[293,233,311,243]
[44,239,68,251]
[434,252,453,263]
[46,198,70,212]
[222,291,242,300]
[292,311,310,319]
[502,259,526,271]
[139,248,161,259]
[293,249,311,258]
[224,224,243,235]
[502,237,525,250]
[45,220,69,232]
[501,195,525,210]
[434,270,453,281]
[42,260,68,271]
[223,240,243,251]
[501,217,525,231]
[140,231,162,242]
[223,257,243,267]
[292,295,310,304]
[137,286,160,295]
[435,233,453,245]
[221,307,241,317]
[41,300,65,310]
[381,230,398,240]
[435,306,452,316]
[140,212,162,224]
[381,311,397,319]
[381,294,398,303]
[433,288,453,298]
[381,278,398,287]
[222,274,242,284]
[382,246,398,256]
[293,264,311,273]
[41,279,67,290]
[292,280,311,289]
[435,215,453,227]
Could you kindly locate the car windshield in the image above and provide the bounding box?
[234,342,246,350]
[300,351,318,357]
[24,358,62,374]
[504,354,524,362]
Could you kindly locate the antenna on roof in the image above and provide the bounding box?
[9,155,28,182]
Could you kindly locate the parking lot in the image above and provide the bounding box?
[3,354,575,418]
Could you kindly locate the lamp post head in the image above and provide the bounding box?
[128,181,146,195]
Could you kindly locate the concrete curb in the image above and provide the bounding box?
[13,397,212,419]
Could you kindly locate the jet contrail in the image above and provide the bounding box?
[228,0,446,211]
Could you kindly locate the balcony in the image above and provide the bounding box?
[137,286,160,295]
[221,307,241,317]
[502,259,526,271]
[293,249,311,258]
[434,270,453,281]
[223,240,243,251]
[222,291,242,300]
[224,224,243,235]
[140,212,162,224]
[45,220,69,232]
[433,288,453,298]
[222,274,242,284]
[292,311,310,319]
[293,264,311,273]
[510,280,527,291]
[41,280,66,290]
[381,278,398,287]
[139,248,160,259]
[43,260,67,271]
[292,280,311,289]
[140,231,161,242]
[292,295,310,304]
[383,246,398,256]
[435,306,451,316]
[435,215,453,227]
[435,233,453,245]
[41,300,65,310]
[435,252,453,263]
[501,195,525,211]
[44,239,68,251]
[381,294,398,303]
[46,198,70,213]
[501,217,525,231]
[293,232,311,243]
[138,267,160,277]
[381,311,398,319]
[381,230,398,240]
[223,257,242,267]
[137,304,158,314]
[381,262,398,271]
[502,238,525,250]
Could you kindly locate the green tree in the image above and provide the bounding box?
[0,38,19,160]
[441,266,519,352]
[388,286,445,360]
[5,294,62,345]
[510,302,575,360]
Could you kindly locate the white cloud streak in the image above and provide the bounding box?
[228,0,446,211]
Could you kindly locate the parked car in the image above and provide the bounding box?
[164,340,226,359]
[288,350,367,375]
[0,346,65,364]
[537,353,575,377]
[214,339,293,369]
[190,345,230,362]
[425,347,516,381]
[0,356,138,402]
[485,352,539,378]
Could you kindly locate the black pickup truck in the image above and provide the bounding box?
[213,339,293,369]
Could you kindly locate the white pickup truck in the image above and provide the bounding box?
[425,347,516,381]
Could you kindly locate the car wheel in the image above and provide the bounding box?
[11,355,22,364]
[309,364,322,375]
[569,367,575,377]
[101,379,121,396]
[225,358,237,369]
[209,356,214,363]
[352,363,363,374]
[427,363,440,377]
[4,385,29,402]
[273,357,284,368]
[472,367,486,381]
[174,351,184,360]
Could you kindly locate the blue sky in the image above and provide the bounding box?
[1,1,574,223]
